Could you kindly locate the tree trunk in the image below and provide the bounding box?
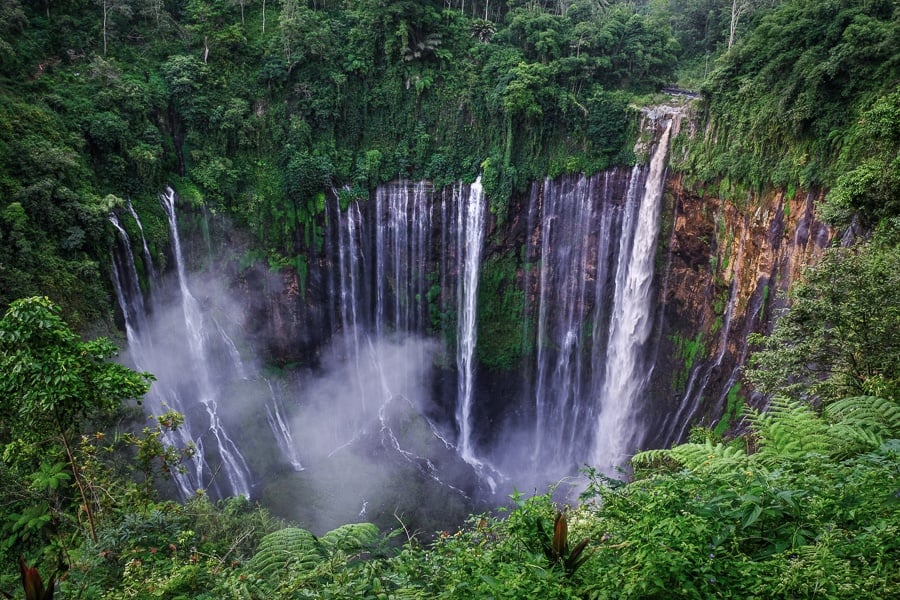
[58,428,98,543]
[102,0,108,55]
[729,0,752,49]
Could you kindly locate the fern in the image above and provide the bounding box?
[819,395,900,456]
[825,395,900,438]
[245,527,327,581]
[633,439,748,473]
[750,397,831,464]
[240,523,382,597]
[319,522,380,556]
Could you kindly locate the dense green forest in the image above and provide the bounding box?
[1,0,899,597]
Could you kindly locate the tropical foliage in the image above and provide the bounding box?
[676,0,900,226]
[1,0,899,598]
[0,0,683,320]
[2,224,899,594]
[746,222,900,403]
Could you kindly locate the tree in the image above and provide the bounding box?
[97,0,134,55]
[727,0,782,48]
[727,0,751,48]
[0,0,26,60]
[746,225,900,403]
[0,297,152,541]
[184,0,245,63]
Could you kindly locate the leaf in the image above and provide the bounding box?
[19,557,54,600]
[245,527,327,581]
[742,504,763,530]
[552,512,568,558]
[320,523,380,556]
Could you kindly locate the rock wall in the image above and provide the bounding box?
[231,172,835,458]
[643,176,833,447]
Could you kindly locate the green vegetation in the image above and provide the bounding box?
[476,252,531,371]
[0,0,683,320]
[669,332,704,394]
[676,0,900,227]
[1,1,899,597]
[0,298,195,587]
[3,221,899,596]
[746,222,900,403]
[712,382,743,437]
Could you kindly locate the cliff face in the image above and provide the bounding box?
[234,173,834,459]
[643,176,833,446]
[222,123,837,480]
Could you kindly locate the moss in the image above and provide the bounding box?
[669,332,705,394]
[759,283,771,322]
[292,255,308,297]
[475,252,531,372]
[713,383,744,437]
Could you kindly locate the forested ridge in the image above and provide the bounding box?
[1,1,899,598]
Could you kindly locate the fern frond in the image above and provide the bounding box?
[633,440,748,473]
[828,422,885,456]
[825,396,900,438]
[631,447,672,467]
[753,397,830,461]
[320,523,380,556]
[245,527,327,581]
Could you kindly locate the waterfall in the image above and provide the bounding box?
[159,188,254,497]
[107,110,689,510]
[455,177,485,467]
[592,117,675,473]
[265,380,304,472]
[321,130,681,487]
[113,190,311,499]
[327,178,499,489]
[370,180,433,337]
[109,213,149,340]
[517,113,680,479]
[527,172,631,472]
[110,206,199,498]
[125,198,158,295]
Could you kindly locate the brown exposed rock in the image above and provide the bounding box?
[646,174,833,444]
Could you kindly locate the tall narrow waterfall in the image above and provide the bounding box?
[527,172,634,472]
[159,188,254,497]
[592,117,675,473]
[111,190,309,500]
[370,180,433,338]
[455,178,487,469]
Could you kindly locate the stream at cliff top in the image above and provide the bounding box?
[110,111,689,532]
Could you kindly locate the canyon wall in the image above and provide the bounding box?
[644,177,833,448]
[112,110,836,521]
[233,162,834,467]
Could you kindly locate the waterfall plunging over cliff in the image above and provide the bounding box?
[593,117,674,473]
[325,180,488,465]
[111,190,308,499]
[454,178,487,470]
[516,113,677,480]
[159,189,254,498]
[108,108,751,526]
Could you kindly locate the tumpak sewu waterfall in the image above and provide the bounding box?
[110,110,688,523]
